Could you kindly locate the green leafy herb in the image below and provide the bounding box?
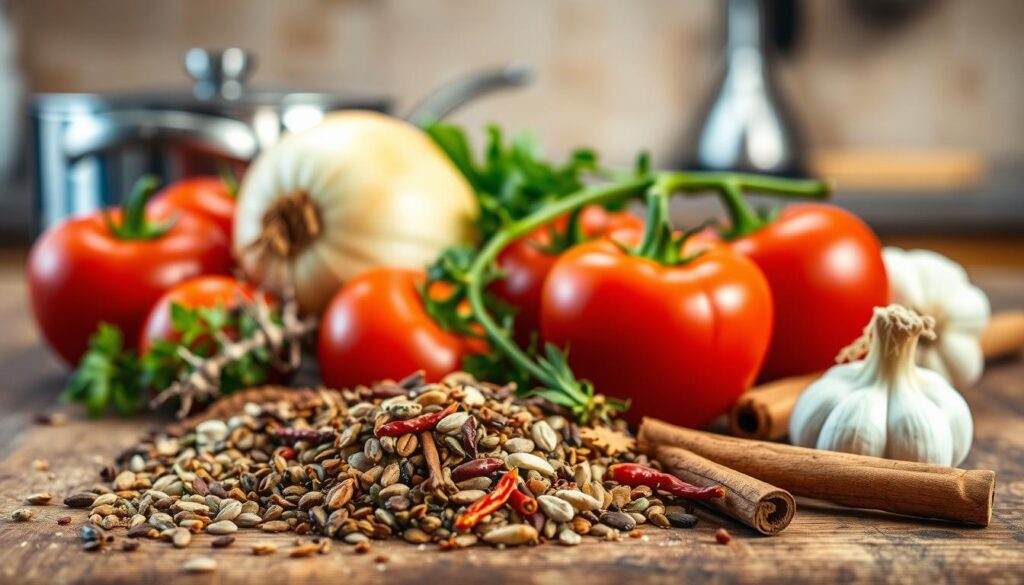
[64,302,273,417]
[425,123,600,241]
[63,323,142,417]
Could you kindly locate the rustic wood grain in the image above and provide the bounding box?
[0,261,1022,583]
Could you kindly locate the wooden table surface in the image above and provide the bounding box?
[0,256,1022,584]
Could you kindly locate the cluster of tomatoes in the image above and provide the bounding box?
[319,201,888,428]
[28,172,888,429]
[27,177,251,366]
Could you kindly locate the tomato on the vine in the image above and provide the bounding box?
[149,176,237,240]
[493,206,643,343]
[318,268,484,389]
[541,234,773,428]
[719,203,887,381]
[27,177,232,366]
[138,275,260,355]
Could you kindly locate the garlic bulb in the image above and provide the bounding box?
[789,304,973,466]
[234,111,479,314]
[883,247,990,388]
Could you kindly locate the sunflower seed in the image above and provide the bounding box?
[196,420,229,446]
[172,528,192,548]
[450,490,487,505]
[260,520,291,533]
[503,438,535,453]
[482,524,538,546]
[558,529,582,546]
[537,495,574,522]
[207,520,237,535]
[531,421,558,453]
[213,499,242,522]
[435,411,469,435]
[385,401,422,420]
[555,489,602,511]
[25,492,52,505]
[506,452,554,477]
[183,556,217,573]
[396,433,418,457]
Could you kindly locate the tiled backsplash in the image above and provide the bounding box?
[11,0,1024,166]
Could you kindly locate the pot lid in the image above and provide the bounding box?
[33,48,390,116]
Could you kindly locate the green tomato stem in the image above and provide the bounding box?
[634,186,676,263]
[658,172,829,239]
[105,175,175,240]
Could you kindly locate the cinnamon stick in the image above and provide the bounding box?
[653,444,795,535]
[728,373,819,440]
[981,310,1024,360]
[728,310,1024,441]
[639,417,995,526]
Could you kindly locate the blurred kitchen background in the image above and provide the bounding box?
[1,0,1022,263]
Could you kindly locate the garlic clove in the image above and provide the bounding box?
[885,387,954,465]
[934,331,985,390]
[789,369,859,448]
[945,284,991,335]
[907,249,974,301]
[883,248,927,308]
[816,388,888,458]
[917,369,974,466]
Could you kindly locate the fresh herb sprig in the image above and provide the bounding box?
[64,302,272,417]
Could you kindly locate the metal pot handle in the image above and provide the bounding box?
[63,110,259,164]
[405,63,532,127]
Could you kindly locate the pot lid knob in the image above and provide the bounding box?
[185,48,255,101]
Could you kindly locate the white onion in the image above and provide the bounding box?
[233,111,478,314]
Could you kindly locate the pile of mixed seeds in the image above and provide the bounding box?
[60,372,703,555]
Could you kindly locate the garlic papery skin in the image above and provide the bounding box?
[233,111,478,315]
[883,247,990,389]
[789,304,974,466]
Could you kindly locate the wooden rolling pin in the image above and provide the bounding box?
[639,418,996,526]
[728,310,1024,441]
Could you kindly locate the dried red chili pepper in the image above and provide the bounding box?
[272,427,336,444]
[450,457,505,483]
[454,468,519,531]
[375,403,458,438]
[608,463,725,500]
[508,489,538,516]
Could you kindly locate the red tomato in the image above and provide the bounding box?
[150,177,236,240]
[541,237,773,428]
[319,268,484,389]
[27,210,231,366]
[493,206,643,344]
[138,275,260,355]
[725,203,887,381]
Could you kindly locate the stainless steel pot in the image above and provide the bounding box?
[31,48,530,231]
